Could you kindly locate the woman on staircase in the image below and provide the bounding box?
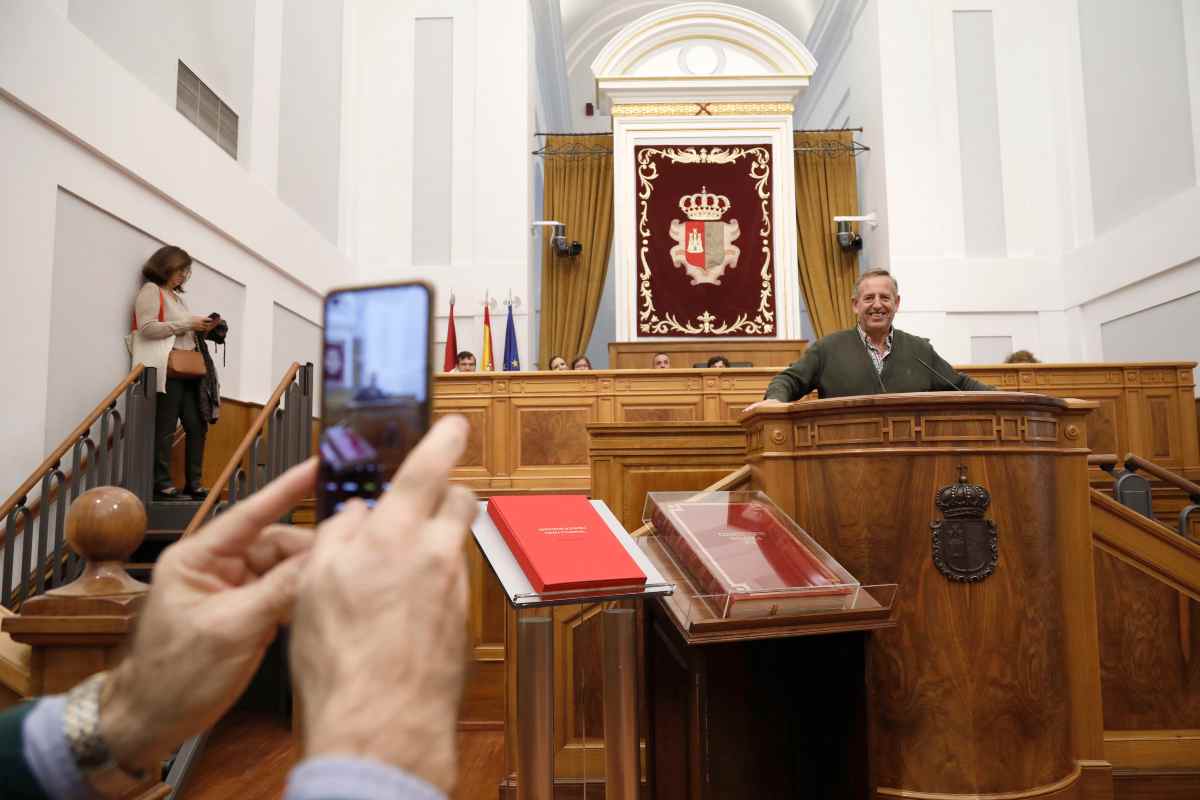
[129,245,218,500]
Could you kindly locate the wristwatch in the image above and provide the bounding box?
[63,671,152,797]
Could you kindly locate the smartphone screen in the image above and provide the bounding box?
[317,281,432,520]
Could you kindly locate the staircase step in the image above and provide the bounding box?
[129,537,172,568]
[147,500,205,531]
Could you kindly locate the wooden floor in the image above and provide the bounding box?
[176,713,1200,800]
[180,711,506,800]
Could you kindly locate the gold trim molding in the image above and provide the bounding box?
[612,102,794,117]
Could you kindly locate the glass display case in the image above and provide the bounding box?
[642,491,880,629]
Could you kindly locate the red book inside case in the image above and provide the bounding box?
[645,491,858,619]
[486,495,647,594]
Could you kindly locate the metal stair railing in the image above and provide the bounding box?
[0,366,156,608]
[181,363,313,538]
[1094,452,1200,539]
[165,363,312,800]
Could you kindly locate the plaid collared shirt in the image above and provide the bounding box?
[858,326,894,374]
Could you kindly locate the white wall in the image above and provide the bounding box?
[44,190,158,452]
[872,0,1070,364]
[341,0,534,371]
[0,0,347,495]
[798,0,1199,386]
[1078,0,1196,236]
[1100,288,1200,367]
[1059,0,1200,384]
[795,0,890,273]
[45,190,250,452]
[272,302,324,406]
[278,0,345,241]
[68,0,256,165]
[411,16,455,266]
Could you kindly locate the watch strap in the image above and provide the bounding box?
[63,672,151,798]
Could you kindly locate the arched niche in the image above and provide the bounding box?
[592,2,816,97]
[593,3,817,342]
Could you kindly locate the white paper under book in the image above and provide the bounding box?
[471,499,673,608]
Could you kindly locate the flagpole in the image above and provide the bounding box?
[481,290,495,371]
[443,289,459,373]
[502,287,521,372]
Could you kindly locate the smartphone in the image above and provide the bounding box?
[317,281,433,520]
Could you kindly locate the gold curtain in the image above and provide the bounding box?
[793,131,860,338]
[538,134,614,367]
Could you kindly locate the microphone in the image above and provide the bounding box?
[915,356,963,391]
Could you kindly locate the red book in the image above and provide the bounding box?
[650,497,855,618]
[487,495,647,593]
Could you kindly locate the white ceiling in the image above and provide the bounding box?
[560,0,824,70]
[546,0,826,132]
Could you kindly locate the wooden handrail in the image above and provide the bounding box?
[1124,453,1200,500]
[182,363,303,538]
[1091,489,1200,600]
[1087,453,1118,467]
[0,365,146,523]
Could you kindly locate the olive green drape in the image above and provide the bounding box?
[794,131,861,338]
[538,134,614,368]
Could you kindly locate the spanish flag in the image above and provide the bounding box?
[481,304,495,371]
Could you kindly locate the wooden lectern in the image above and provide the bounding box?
[742,392,1112,799]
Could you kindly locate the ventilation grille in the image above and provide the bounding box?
[176,61,238,158]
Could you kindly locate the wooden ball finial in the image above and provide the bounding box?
[65,486,147,563]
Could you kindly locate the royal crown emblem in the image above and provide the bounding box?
[669,186,741,286]
[679,187,732,220]
[930,466,998,582]
[934,475,991,519]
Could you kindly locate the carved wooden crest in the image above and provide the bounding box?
[930,466,998,582]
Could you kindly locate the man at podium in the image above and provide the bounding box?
[748,269,992,409]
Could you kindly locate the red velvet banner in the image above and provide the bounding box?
[634,144,775,338]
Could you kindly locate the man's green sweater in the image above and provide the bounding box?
[764,328,993,401]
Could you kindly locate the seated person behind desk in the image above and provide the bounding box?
[747,269,992,411]
[652,352,671,369]
[455,351,476,373]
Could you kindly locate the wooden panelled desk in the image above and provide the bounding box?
[434,368,772,492]
[743,392,1109,798]
[435,362,1198,493]
[606,339,807,370]
[438,363,1198,770]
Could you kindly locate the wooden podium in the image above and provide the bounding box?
[741,392,1113,799]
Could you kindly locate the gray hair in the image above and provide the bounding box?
[853,268,898,298]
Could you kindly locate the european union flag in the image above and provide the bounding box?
[502,303,520,371]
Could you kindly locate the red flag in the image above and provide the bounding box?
[442,299,459,372]
[481,305,495,371]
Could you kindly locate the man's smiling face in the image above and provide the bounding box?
[852,275,899,340]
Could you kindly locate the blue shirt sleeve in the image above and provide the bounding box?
[285,756,447,800]
[23,696,90,799]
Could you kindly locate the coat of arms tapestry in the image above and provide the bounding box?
[634,144,775,337]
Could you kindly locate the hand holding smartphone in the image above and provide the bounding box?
[317,281,433,520]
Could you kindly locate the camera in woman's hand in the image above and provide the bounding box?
[205,312,229,344]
